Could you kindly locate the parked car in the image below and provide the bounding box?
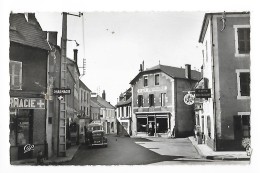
[85,123,108,148]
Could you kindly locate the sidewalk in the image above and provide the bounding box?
[188,137,251,161]
[11,145,80,165]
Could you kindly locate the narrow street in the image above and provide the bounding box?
[61,135,249,165]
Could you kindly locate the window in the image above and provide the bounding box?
[236,70,250,99]
[149,94,154,107]
[155,74,159,85]
[233,113,250,139]
[138,95,143,107]
[9,61,22,90]
[143,76,148,87]
[234,25,250,57]
[161,93,166,107]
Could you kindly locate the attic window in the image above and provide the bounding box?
[144,76,148,87]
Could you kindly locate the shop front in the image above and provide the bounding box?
[10,97,46,161]
[136,113,170,137]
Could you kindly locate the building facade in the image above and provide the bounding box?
[91,92,117,134]
[116,88,132,136]
[197,12,250,151]
[9,13,51,161]
[78,79,92,143]
[66,50,80,146]
[130,64,200,137]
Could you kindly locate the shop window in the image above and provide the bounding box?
[9,109,33,146]
[149,94,154,107]
[161,93,166,107]
[137,118,147,132]
[236,70,250,99]
[9,60,22,90]
[234,25,250,57]
[138,95,143,107]
[155,74,159,85]
[233,114,250,139]
[143,76,148,87]
[156,118,168,133]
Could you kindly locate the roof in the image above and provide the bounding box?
[10,13,50,51]
[79,79,92,92]
[90,99,101,108]
[130,64,201,84]
[116,96,132,107]
[67,58,80,76]
[198,12,250,43]
[96,95,116,109]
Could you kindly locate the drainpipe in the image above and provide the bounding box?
[210,15,218,151]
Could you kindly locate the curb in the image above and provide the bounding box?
[188,137,250,161]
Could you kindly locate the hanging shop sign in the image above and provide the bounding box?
[195,89,211,98]
[53,88,71,95]
[10,97,45,109]
[184,93,195,105]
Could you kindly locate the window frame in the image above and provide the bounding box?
[138,95,143,107]
[10,60,22,90]
[236,69,250,99]
[155,74,160,86]
[149,94,155,107]
[236,112,251,138]
[233,25,250,57]
[143,75,148,87]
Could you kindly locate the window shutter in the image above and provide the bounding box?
[240,72,250,96]
[10,61,22,90]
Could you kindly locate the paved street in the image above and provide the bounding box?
[61,135,249,165]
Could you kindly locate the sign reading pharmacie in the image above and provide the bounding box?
[10,97,45,109]
[195,89,211,98]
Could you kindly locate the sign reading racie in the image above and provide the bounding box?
[10,97,45,109]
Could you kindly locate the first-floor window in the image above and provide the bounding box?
[236,70,250,99]
[9,60,22,90]
[149,94,154,107]
[138,95,143,107]
[161,93,166,107]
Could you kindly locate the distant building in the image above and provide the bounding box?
[78,79,92,143]
[90,97,101,121]
[91,92,117,134]
[130,64,200,137]
[116,88,132,136]
[9,13,50,161]
[196,12,250,151]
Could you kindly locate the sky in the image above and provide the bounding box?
[36,12,205,105]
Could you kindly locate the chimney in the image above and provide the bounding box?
[47,31,58,46]
[102,90,106,100]
[119,93,124,101]
[73,49,78,64]
[185,64,191,79]
[142,60,144,70]
[201,65,204,79]
[139,64,143,72]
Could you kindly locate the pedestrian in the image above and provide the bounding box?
[171,127,175,138]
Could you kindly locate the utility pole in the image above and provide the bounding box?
[58,12,83,157]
